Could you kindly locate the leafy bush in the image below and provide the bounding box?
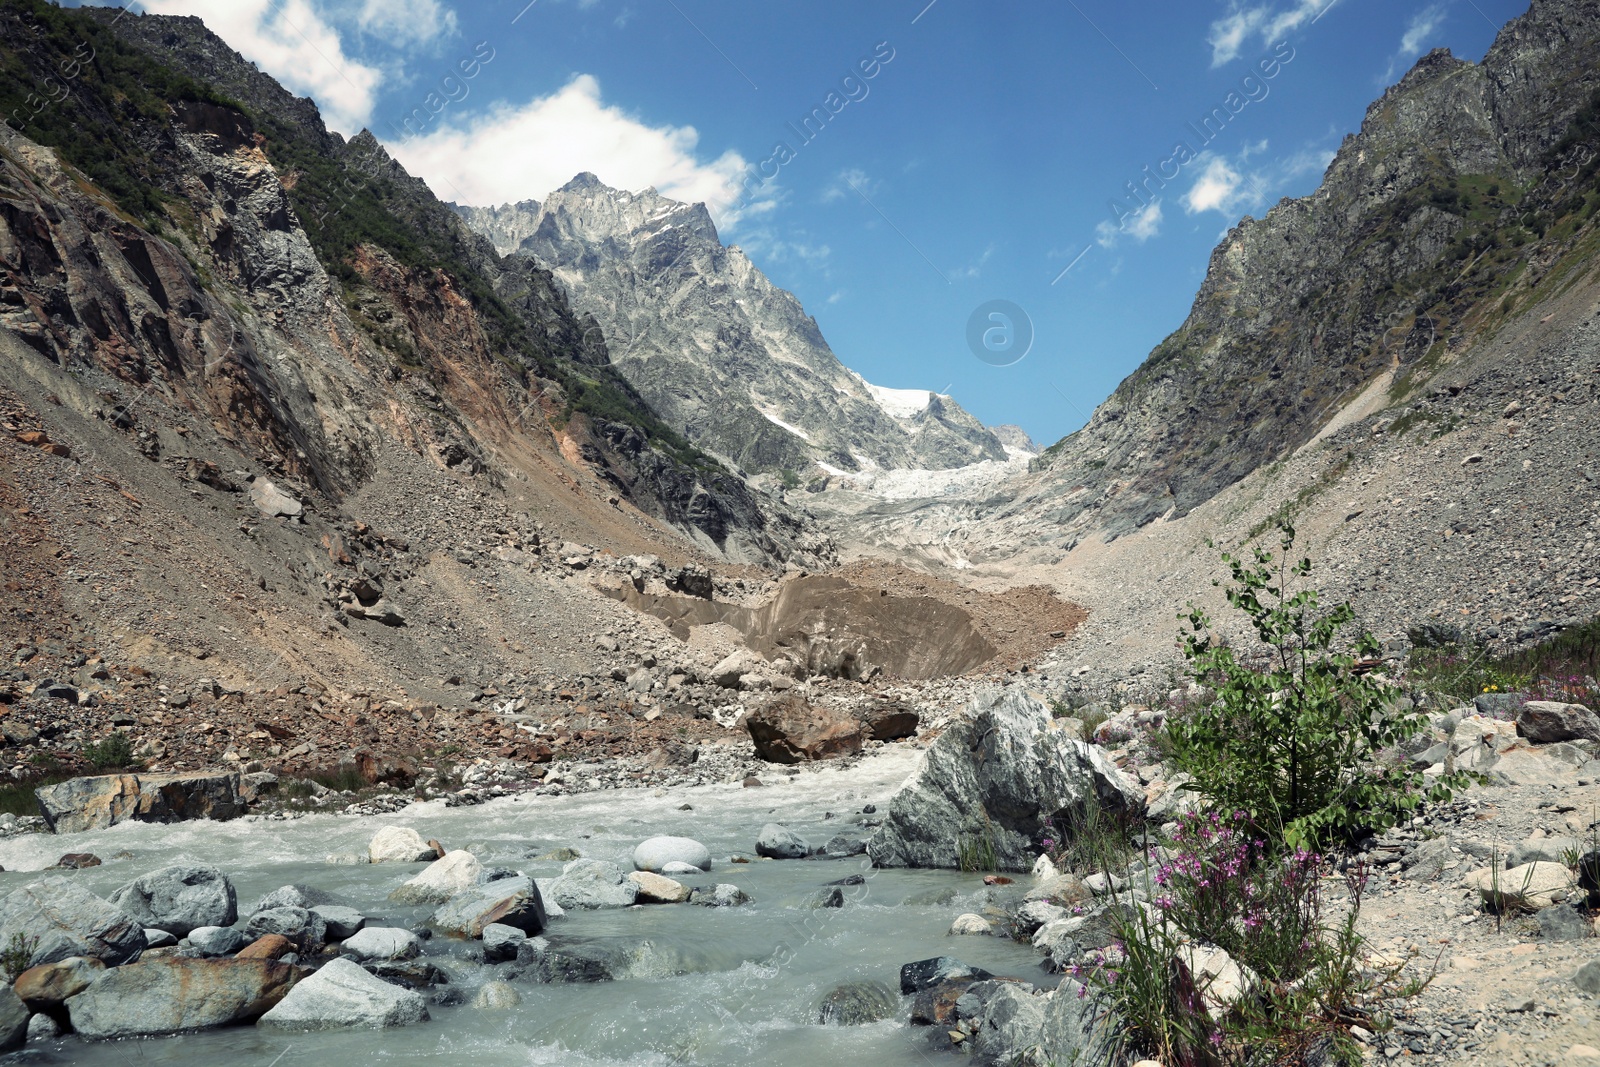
[1084,811,1428,1066]
[1168,523,1468,847]
[82,731,135,771]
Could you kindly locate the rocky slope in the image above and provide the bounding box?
[997,0,1600,543]
[455,180,1010,478]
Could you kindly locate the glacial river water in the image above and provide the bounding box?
[0,748,1050,1066]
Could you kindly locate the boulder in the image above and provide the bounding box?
[186,926,247,957]
[473,981,521,1009]
[432,875,547,937]
[867,689,1144,872]
[340,927,422,962]
[312,906,366,941]
[710,650,765,688]
[746,694,863,763]
[25,1010,57,1042]
[823,834,867,857]
[0,878,145,968]
[861,700,921,741]
[14,956,106,1009]
[249,477,302,518]
[1039,980,1119,1066]
[549,860,639,910]
[258,957,428,1031]
[950,913,993,935]
[108,864,237,936]
[144,928,179,948]
[1509,835,1583,868]
[818,980,899,1025]
[755,823,809,859]
[35,772,244,834]
[1012,900,1067,935]
[236,935,295,961]
[389,850,482,905]
[1025,873,1092,907]
[481,923,526,962]
[659,861,703,875]
[627,870,690,904]
[0,986,22,1053]
[1464,861,1577,909]
[901,956,992,994]
[514,936,661,982]
[367,826,436,864]
[244,907,327,951]
[250,884,336,915]
[970,983,1048,1066]
[631,836,711,873]
[65,957,299,1038]
[688,884,751,907]
[1518,701,1600,744]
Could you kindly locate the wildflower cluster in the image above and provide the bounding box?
[1150,811,1323,985]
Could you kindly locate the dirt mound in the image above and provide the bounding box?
[605,564,1085,681]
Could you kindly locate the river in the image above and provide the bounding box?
[0,747,1051,1065]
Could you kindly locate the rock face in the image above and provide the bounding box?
[455,178,1009,477]
[108,864,237,936]
[631,836,711,873]
[746,696,864,763]
[0,879,146,968]
[257,957,428,1031]
[389,850,483,905]
[34,773,244,834]
[867,689,1144,872]
[65,958,300,1038]
[1517,701,1600,743]
[431,876,548,937]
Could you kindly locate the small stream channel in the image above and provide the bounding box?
[0,748,1052,1065]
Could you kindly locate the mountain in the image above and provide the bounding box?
[0,1,832,568]
[998,0,1600,544]
[454,179,1010,478]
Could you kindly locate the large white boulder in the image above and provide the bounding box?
[867,688,1144,871]
[258,957,428,1031]
[388,850,481,905]
[367,827,436,864]
[631,836,711,873]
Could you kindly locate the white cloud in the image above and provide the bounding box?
[358,0,458,46]
[388,75,761,223]
[1384,4,1447,80]
[138,0,384,135]
[826,290,845,304]
[1399,4,1446,54]
[1096,199,1163,248]
[1182,139,1337,217]
[1209,0,1339,66]
[951,242,996,281]
[1185,156,1247,214]
[822,167,878,204]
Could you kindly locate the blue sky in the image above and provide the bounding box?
[99,0,1529,447]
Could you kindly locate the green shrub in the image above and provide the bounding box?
[1168,523,1469,847]
[0,932,37,978]
[82,731,135,771]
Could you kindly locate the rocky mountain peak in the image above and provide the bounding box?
[454,176,1010,476]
